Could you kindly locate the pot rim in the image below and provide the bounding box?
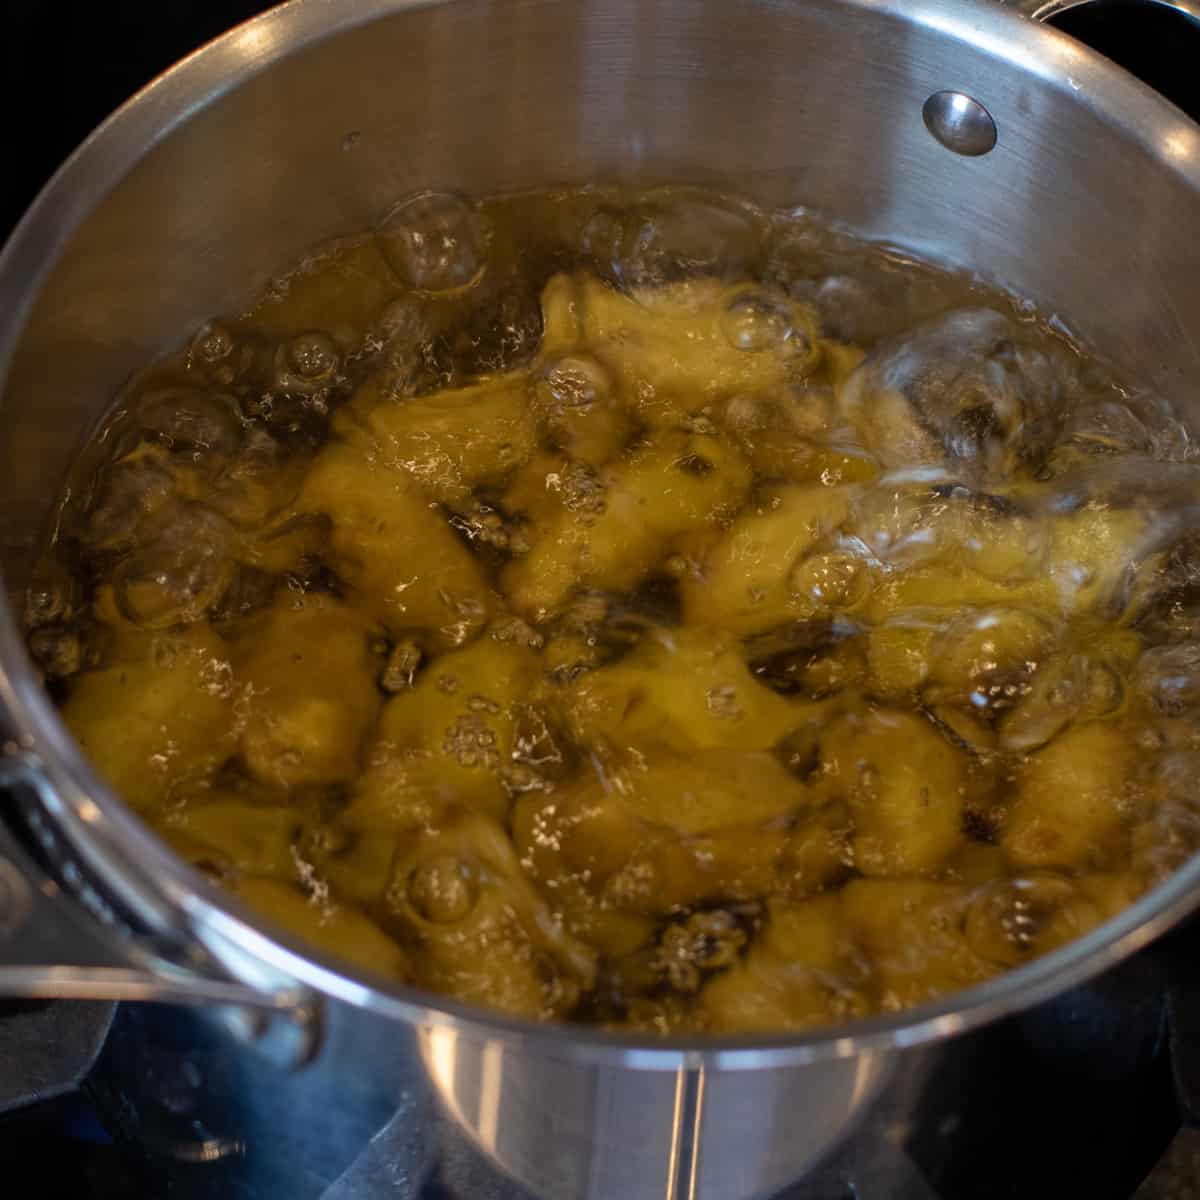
[2,0,1200,1070]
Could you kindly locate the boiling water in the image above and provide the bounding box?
[24,185,1200,1032]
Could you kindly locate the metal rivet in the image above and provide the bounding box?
[923,91,998,156]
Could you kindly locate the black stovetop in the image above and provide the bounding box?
[1,921,1199,1200]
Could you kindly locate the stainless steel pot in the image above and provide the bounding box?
[1,1,1199,1196]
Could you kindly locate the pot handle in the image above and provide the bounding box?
[0,754,320,1069]
[1017,0,1200,122]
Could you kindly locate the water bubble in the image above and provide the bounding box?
[373,294,426,347]
[999,657,1080,751]
[720,290,792,353]
[137,388,243,459]
[811,274,878,342]
[1136,643,1200,715]
[243,389,329,449]
[581,191,762,289]
[28,625,81,679]
[1062,400,1150,457]
[854,309,1067,473]
[380,640,423,693]
[209,564,279,625]
[537,355,611,411]
[656,910,747,992]
[788,551,869,615]
[404,854,479,924]
[274,331,340,393]
[25,564,79,629]
[491,616,544,649]
[705,686,743,720]
[112,505,235,628]
[189,322,235,369]
[85,450,177,553]
[849,486,952,568]
[1080,658,1124,716]
[377,191,491,293]
[511,704,575,785]
[965,874,1085,966]
[932,607,1050,711]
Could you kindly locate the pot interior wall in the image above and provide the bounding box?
[1,0,1199,597]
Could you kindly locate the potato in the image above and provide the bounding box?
[61,624,236,813]
[925,607,1056,709]
[963,874,1103,968]
[295,441,493,645]
[371,632,543,822]
[532,353,636,467]
[865,615,942,700]
[503,429,752,620]
[841,879,989,1009]
[681,485,856,635]
[342,370,538,505]
[856,495,1151,625]
[1001,721,1131,869]
[608,807,847,914]
[387,810,595,1018]
[567,627,810,753]
[515,749,837,918]
[1047,501,1153,618]
[719,388,878,486]
[540,272,821,427]
[600,748,814,835]
[232,876,410,981]
[233,595,383,788]
[700,896,863,1032]
[161,802,303,878]
[819,708,965,876]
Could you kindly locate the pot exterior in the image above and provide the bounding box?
[1,0,1199,1195]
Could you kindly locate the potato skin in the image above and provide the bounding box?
[295,441,493,647]
[234,594,383,789]
[1002,722,1130,870]
[62,624,236,813]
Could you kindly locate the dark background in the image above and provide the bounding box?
[0,1,279,240]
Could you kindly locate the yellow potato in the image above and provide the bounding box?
[567,626,811,753]
[540,272,821,427]
[371,633,543,822]
[532,353,636,467]
[819,708,965,876]
[599,749,814,835]
[233,595,383,788]
[61,625,236,813]
[388,810,595,1018]
[1001,721,1131,870]
[503,429,752,620]
[295,441,493,645]
[515,751,839,918]
[161,802,303,878]
[963,874,1103,968]
[681,485,857,635]
[701,896,864,1032]
[342,370,538,505]
[841,879,990,1009]
[865,615,942,700]
[233,876,410,980]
